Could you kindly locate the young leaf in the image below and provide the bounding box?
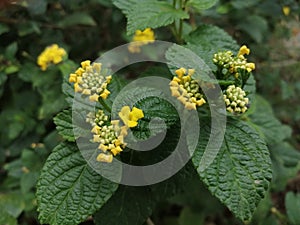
[113,0,189,35]
[192,118,272,221]
[57,12,97,28]
[36,143,118,225]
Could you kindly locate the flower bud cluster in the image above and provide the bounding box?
[223,85,249,114]
[213,45,255,78]
[69,60,112,102]
[169,68,206,110]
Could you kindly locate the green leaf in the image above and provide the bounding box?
[113,0,189,35]
[54,109,90,142]
[184,25,239,69]
[0,193,25,218]
[192,118,272,221]
[26,0,47,15]
[187,0,218,11]
[285,192,300,225]
[94,162,195,225]
[237,15,268,43]
[270,142,300,191]
[36,143,118,225]
[249,95,292,144]
[5,42,18,60]
[0,24,9,35]
[58,12,97,28]
[231,0,260,9]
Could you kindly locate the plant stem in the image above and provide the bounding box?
[146,218,155,225]
[98,98,111,113]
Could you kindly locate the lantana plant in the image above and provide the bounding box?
[36,1,273,225]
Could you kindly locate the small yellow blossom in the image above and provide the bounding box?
[97,153,113,163]
[169,68,206,110]
[238,45,250,57]
[128,28,155,53]
[37,44,66,71]
[282,6,290,16]
[69,61,111,102]
[118,106,144,128]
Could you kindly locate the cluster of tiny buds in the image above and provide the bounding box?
[223,85,249,114]
[86,110,127,163]
[213,45,255,78]
[69,60,112,102]
[170,68,206,110]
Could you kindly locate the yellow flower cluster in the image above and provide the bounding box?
[128,28,155,53]
[86,106,144,163]
[223,85,249,114]
[213,45,255,78]
[37,44,66,71]
[69,60,111,102]
[169,68,206,110]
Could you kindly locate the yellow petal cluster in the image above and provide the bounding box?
[86,110,127,163]
[128,28,155,53]
[118,106,144,128]
[37,44,66,71]
[213,45,255,78]
[169,68,206,110]
[69,60,112,102]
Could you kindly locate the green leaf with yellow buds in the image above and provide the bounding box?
[192,118,272,221]
[113,0,189,35]
[37,143,118,225]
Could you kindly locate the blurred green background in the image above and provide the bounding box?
[0,0,299,225]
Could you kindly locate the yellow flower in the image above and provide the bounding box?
[37,44,66,71]
[282,6,290,16]
[223,85,249,114]
[118,106,144,128]
[169,68,206,110]
[128,28,155,53]
[238,45,250,57]
[87,110,128,163]
[69,61,111,102]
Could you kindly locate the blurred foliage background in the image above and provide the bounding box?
[0,0,299,225]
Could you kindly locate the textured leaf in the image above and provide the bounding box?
[94,162,195,225]
[285,192,300,225]
[113,0,189,35]
[37,143,118,225]
[249,95,292,144]
[187,0,218,11]
[54,110,76,142]
[184,25,239,69]
[192,118,272,221]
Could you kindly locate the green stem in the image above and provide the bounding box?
[98,98,111,113]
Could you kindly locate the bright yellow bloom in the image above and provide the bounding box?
[169,68,206,110]
[128,28,155,53]
[97,153,113,163]
[37,44,66,71]
[238,45,250,57]
[282,6,290,16]
[69,61,111,102]
[119,106,144,128]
